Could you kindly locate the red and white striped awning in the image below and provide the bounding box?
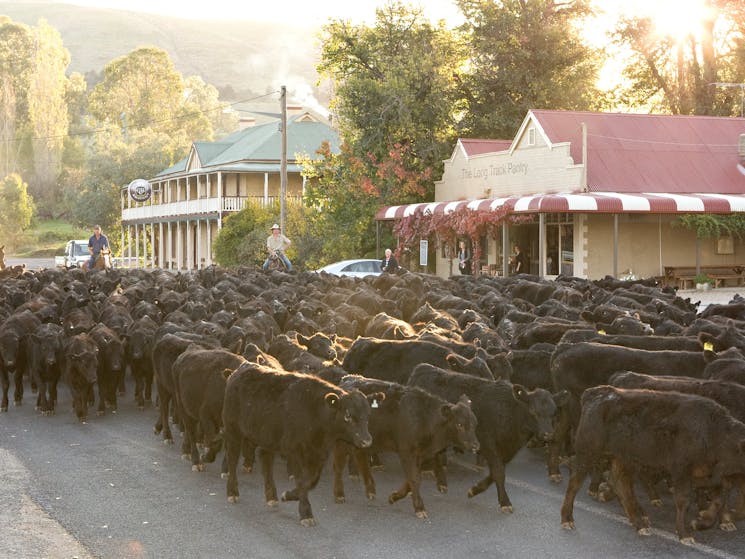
[375,192,745,220]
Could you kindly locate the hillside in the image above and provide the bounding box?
[0,0,329,103]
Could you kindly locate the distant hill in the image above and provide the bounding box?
[0,0,330,105]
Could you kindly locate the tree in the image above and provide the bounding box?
[612,1,745,115]
[0,173,34,251]
[88,47,195,137]
[0,18,34,179]
[27,19,71,212]
[212,202,274,267]
[455,0,603,139]
[314,2,463,256]
[301,140,429,260]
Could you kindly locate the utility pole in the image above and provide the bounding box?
[280,86,287,232]
[711,82,745,117]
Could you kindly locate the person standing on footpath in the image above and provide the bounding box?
[380,248,399,273]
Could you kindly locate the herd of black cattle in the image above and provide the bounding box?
[2,263,745,542]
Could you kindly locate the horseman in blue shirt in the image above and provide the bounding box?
[87,225,110,270]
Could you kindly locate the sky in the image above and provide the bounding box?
[56,0,712,91]
[56,0,711,44]
[57,0,465,26]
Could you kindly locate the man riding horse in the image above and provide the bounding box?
[85,225,110,271]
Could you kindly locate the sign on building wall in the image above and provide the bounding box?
[419,239,428,267]
[128,179,152,202]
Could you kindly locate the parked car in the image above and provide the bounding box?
[316,258,382,278]
[55,240,89,269]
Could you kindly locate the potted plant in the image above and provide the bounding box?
[694,273,714,291]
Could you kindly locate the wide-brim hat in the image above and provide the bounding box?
[271,224,280,230]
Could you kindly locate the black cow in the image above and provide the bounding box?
[342,338,496,383]
[609,371,745,423]
[172,347,246,471]
[26,323,64,414]
[222,362,377,526]
[561,386,745,543]
[124,315,159,409]
[549,342,711,482]
[332,375,478,518]
[63,333,99,422]
[89,323,126,415]
[0,309,40,410]
[152,332,221,444]
[408,365,566,513]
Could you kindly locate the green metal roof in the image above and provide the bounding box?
[153,111,339,179]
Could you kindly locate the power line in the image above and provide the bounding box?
[0,90,280,145]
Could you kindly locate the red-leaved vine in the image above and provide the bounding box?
[392,206,534,273]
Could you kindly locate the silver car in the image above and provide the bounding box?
[316,259,382,278]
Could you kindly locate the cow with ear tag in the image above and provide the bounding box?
[331,374,477,519]
[222,361,379,527]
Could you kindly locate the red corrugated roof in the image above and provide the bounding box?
[531,110,745,194]
[459,138,512,157]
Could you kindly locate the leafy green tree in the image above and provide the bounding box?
[319,3,462,173]
[301,140,422,260]
[27,19,71,213]
[314,2,462,256]
[0,18,34,179]
[183,75,238,140]
[212,202,274,267]
[88,47,184,135]
[612,1,745,115]
[455,0,603,138]
[0,173,34,251]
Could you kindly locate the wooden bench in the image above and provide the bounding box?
[664,265,745,290]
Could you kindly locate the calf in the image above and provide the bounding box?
[267,333,332,373]
[342,337,496,383]
[124,315,159,409]
[89,323,126,415]
[408,365,566,513]
[0,309,40,410]
[63,333,99,422]
[26,323,64,414]
[332,375,478,518]
[152,332,221,444]
[222,362,377,526]
[548,342,710,481]
[172,347,246,472]
[561,386,745,543]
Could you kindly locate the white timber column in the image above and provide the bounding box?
[176,221,182,271]
[302,175,307,197]
[186,220,192,269]
[206,218,212,266]
[217,172,223,230]
[196,219,202,269]
[167,222,173,270]
[158,222,164,268]
[264,172,269,205]
[142,224,148,269]
[150,221,156,268]
[127,225,132,264]
[135,223,140,268]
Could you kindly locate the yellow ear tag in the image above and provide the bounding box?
[372,399,379,409]
[704,342,714,351]
[597,329,606,336]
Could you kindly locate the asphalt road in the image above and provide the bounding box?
[1,378,744,559]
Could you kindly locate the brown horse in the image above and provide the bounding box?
[83,247,112,271]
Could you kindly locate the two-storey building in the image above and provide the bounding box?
[120,106,339,269]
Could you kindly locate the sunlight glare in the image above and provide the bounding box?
[640,0,712,41]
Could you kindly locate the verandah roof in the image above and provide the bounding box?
[375,192,745,221]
